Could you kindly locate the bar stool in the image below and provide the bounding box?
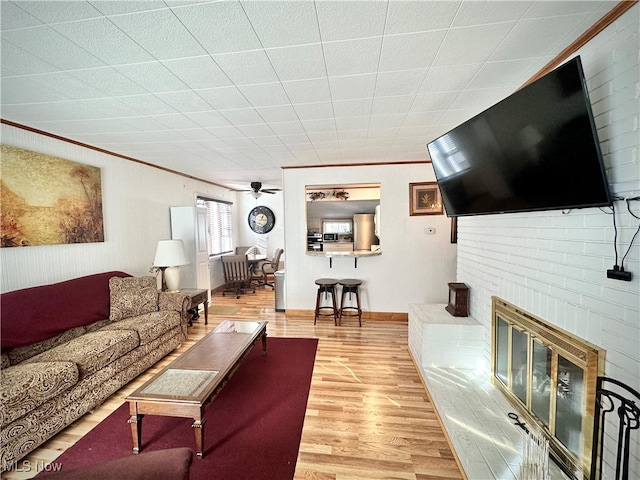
[314,278,339,325]
[338,278,362,326]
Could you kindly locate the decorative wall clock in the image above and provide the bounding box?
[248,206,275,234]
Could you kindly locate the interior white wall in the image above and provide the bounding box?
[455,7,639,478]
[0,124,237,293]
[283,163,457,313]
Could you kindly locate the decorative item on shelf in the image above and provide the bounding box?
[446,282,469,317]
[153,239,189,292]
[333,190,349,200]
[307,191,326,201]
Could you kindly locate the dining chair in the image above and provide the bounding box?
[221,254,255,299]
[256,248,283,289]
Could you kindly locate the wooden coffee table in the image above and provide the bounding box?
[126,320,267,458]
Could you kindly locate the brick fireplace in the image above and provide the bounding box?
[491,297,606,479]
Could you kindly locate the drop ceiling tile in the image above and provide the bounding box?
[335,116,369,130]
[236,124,276,137]
[251,136,286,147]
[254,105,299,123]
[14,1,102,23]
[197,86,251,110]
[282,78,332,104]
[144,114,200,130]
[91,1,167,16]
[371,95,415,115]
[155,91,215,112]
[301,118,336,132]
[386,0,460,34]
[0,42,57,75]
[162,56,231,89]
[308,130,338,143]
[490,15,590,61]
[2,26,105,70]
[269,121,306,136]
[51,17,155,65]
[333,98,373,118]
[451,1,530,28]
[266,43,327,81]
[524,1,609,19]
[375,69,428,97]
[69,67,148,96]
[411,92,460,113]
[212,50,279,85]
[172,1,260,54]
[315,0,387,41]
[108,9,206,60]
[293,102,334,120]
[30,72,110,100]
[117,94,178,116]
[323,37,382,77]
[237,83,290,108]
[329,74,377,101]
[1,76,67,104]
[379,30,446,71]
[432,22,517,67]
[466,59,538,89]
[172,128,216,141]
[241,0,320,47]
[114,62,188,92]
[420,64,478,92]
[185,111,232,128]
[220,108,265,126]
[369,113,407,129]
[1,1,42,30]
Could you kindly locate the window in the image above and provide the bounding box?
[323,219,352,234]
[197,197,232,256]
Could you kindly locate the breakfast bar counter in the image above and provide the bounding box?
[306,249,381,268]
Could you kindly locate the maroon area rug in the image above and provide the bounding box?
[45,337,318,480]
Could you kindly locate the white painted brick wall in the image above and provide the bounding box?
[457,5,639,479]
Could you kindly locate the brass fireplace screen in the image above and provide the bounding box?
[491,297,605,479]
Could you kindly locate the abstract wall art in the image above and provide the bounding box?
[1,145,104,247]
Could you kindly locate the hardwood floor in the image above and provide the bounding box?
[3,288,463,480]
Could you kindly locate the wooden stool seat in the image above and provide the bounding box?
[314,278,339,325]
[338,278,362,326]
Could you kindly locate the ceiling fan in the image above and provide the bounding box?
[245,182,282,199]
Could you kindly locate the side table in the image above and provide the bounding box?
[179,288,209,326]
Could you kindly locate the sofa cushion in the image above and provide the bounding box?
[1,361,79,427]
[109,276,158,321]
[99,310,182,345]
[6,324,88,366]
[23,330,139,379]
[0,271,130,350]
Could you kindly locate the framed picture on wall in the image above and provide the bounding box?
[409,182,443,216]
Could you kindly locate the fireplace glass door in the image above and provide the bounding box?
[491,297,604,479]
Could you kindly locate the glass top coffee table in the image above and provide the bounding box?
[126,320,267,458]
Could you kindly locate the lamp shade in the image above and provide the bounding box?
[153,240,189,267]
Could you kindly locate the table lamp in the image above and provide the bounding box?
[153,240,189,292]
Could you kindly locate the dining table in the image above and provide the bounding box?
[246,253,267,275]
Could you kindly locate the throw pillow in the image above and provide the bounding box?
[109,276,158,321]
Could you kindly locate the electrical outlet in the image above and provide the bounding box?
[425,227,436,235]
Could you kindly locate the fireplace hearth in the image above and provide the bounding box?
[491,297,605,479]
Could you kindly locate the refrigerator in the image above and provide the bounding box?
[353,213,377,251]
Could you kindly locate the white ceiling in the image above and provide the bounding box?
[0,0,614,191]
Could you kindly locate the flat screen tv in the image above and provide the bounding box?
[427,56,612,217]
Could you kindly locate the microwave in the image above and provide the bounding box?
[323,233,338,242]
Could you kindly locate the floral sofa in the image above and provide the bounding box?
[0,271,190,471]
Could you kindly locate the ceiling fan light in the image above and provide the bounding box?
[251,191,261,199]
